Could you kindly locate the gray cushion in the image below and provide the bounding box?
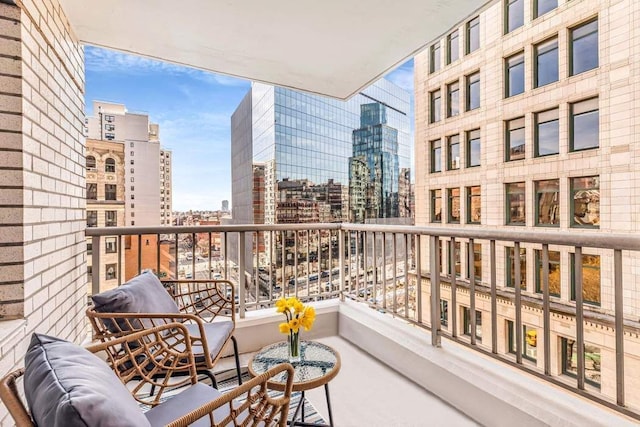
[144,383,225,427]
[92,271,180,331]
[24,333,151,427]
[185,322,234,362]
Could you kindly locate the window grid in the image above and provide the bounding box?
[535,179,559,226]
[447,188,460,223]
[506,117,525,161]
[466,129,481,167]
[506,182,526,225]
[505,52,525,97]
[466,186,481,224]
[535,108,560,157]
[447,134,460,170]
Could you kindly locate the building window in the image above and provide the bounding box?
[440,300,449,328]
[87,242,92,256]
[447,30,459,64]
[506,182,525,225]
[535,250,561,296]
[447,82,459,117]
[430,43,441,73]
[105,237,117,254]
[104,123,115,131]
[130,151,134,156]
[105,133,115,140]
[468,243,482,281]
[571,253,601,305]
[570,98,599,151]
[507,321,538,361]
[105,264,117,281]
[103,184,116,201]
[105,210,117,227]
[449,241,461,278]
[447,188,460,223]
[535,37,558,88]
[104,115,114,123]
[462,307,482,342]
[86,183,97,200]
[131,186,135,192]
[571,176,599,227]
[506,247,526,289]
[467,186,481,224]
[506,117,525,161]
[130,159,134,165]
[447,134,460,170]
[130,142,134,148]
[431,139,442,173]
[570,19,598,76]
[430,89,442,123]
[535,179,559,226]
[466,72,480,111]
[431,189,442,222]
[466,16,480,54]
[131,203,135,209]
[131,221,135,226]
[506,0,524,33]
[466,129,481,167]
[505,52,524,97]
[535,108,559,156]
[87,210,97,227]
[561,338,601,388]
[86,156,96,170]
[534,0,557,18]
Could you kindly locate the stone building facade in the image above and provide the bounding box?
[415,0,640,409]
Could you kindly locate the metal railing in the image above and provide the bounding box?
[85,223,640,419]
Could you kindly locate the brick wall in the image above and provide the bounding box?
[0,0,86,424]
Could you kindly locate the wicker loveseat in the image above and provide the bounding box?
[87,271,242,387]
[0,324,294,427]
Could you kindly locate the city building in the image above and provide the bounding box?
[231,79,412,228]
[415,0,640,408]
[85,138,126,293]
[87,101,172,226]
[222,200,230,212]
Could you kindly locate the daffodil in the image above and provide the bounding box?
[288,317,300,333]
[286,297,298,309]
[293,300,304,314]
[279,322,290,334]
[275,297,288,313]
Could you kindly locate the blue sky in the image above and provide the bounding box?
[84,46,414,211]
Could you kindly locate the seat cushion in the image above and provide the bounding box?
[92,270,180,331]
[184,321,234,362]
[24,333,150,427]
[144,383,225,427]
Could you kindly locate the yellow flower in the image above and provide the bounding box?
[275,298,288,313]
[293,300,304,314]
[288,318,300,333]
[286,297,298,309]
[300,306,316,331]
[278,322,290,334]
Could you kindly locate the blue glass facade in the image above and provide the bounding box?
[246,78,411,224]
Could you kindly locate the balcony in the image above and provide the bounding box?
[84,223,640,426]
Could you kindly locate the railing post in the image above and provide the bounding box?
[575,246,585,390]
[450,238,457,338]
[91,235,101,296]
[416,234,422,324]
[339,229,345,301]
[490,239,497,354]
[469,238,476,346]
[429,235,441,347]
[373,232,378,306]
[542,244,551,376]
[238,231,246,319]
[382,233,387,311]
[614,249,625,406]
[515,242,522,364]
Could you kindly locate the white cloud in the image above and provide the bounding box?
[385,65,414,92]
[84,46,248,86]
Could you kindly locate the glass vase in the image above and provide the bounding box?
[288,332,301,363]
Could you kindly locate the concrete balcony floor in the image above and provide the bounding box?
[304,335,478,426]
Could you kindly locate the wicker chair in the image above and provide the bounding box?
[0,324,294,427]
[87,274,242,388]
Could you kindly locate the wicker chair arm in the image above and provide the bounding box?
[0,368,34,427]
[166,363,295,427]
[162,279,236,322]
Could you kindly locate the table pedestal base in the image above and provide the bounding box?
[288,384,334,427]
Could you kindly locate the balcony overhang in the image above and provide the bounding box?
[58,0,486,99]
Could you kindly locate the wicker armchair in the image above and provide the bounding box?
[0,324,294,427]
[87,273,242,387]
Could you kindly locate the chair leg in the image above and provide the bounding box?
[199,369,217,388]
[231,335,242,385]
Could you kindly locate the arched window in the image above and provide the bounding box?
[86,156,96,170]
[105,158,116,173]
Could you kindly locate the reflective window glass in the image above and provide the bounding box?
[448,188,460,223]
[535,0,557,18]
[571,19,598,75]
[447,134,460,170]
[448,30,459,64]
[535,179,559,226]
[466,17,480,54]
[571,176,599,227]
[466,72,480,110]
[535,108,559,156]
[431,189,442,222]
[506,0,524,33]
[571,98,599,151]
[431,90,442,123]
[430,43,441,73]
[431,139,442,173]
[535,250,561,296]
[506,182,525,224]
[506,117,525,161]
[467,186,481,224]
[535,38,558,87]
[506,53,525,97]
[467,129,481,167]
[447,82,459,117]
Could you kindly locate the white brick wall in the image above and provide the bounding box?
[0,0,86,424]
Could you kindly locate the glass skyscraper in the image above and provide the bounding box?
[232,78,412,226]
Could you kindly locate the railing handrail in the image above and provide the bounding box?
[85,223,640,251]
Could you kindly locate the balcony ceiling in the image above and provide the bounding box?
[59,0,485,99]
